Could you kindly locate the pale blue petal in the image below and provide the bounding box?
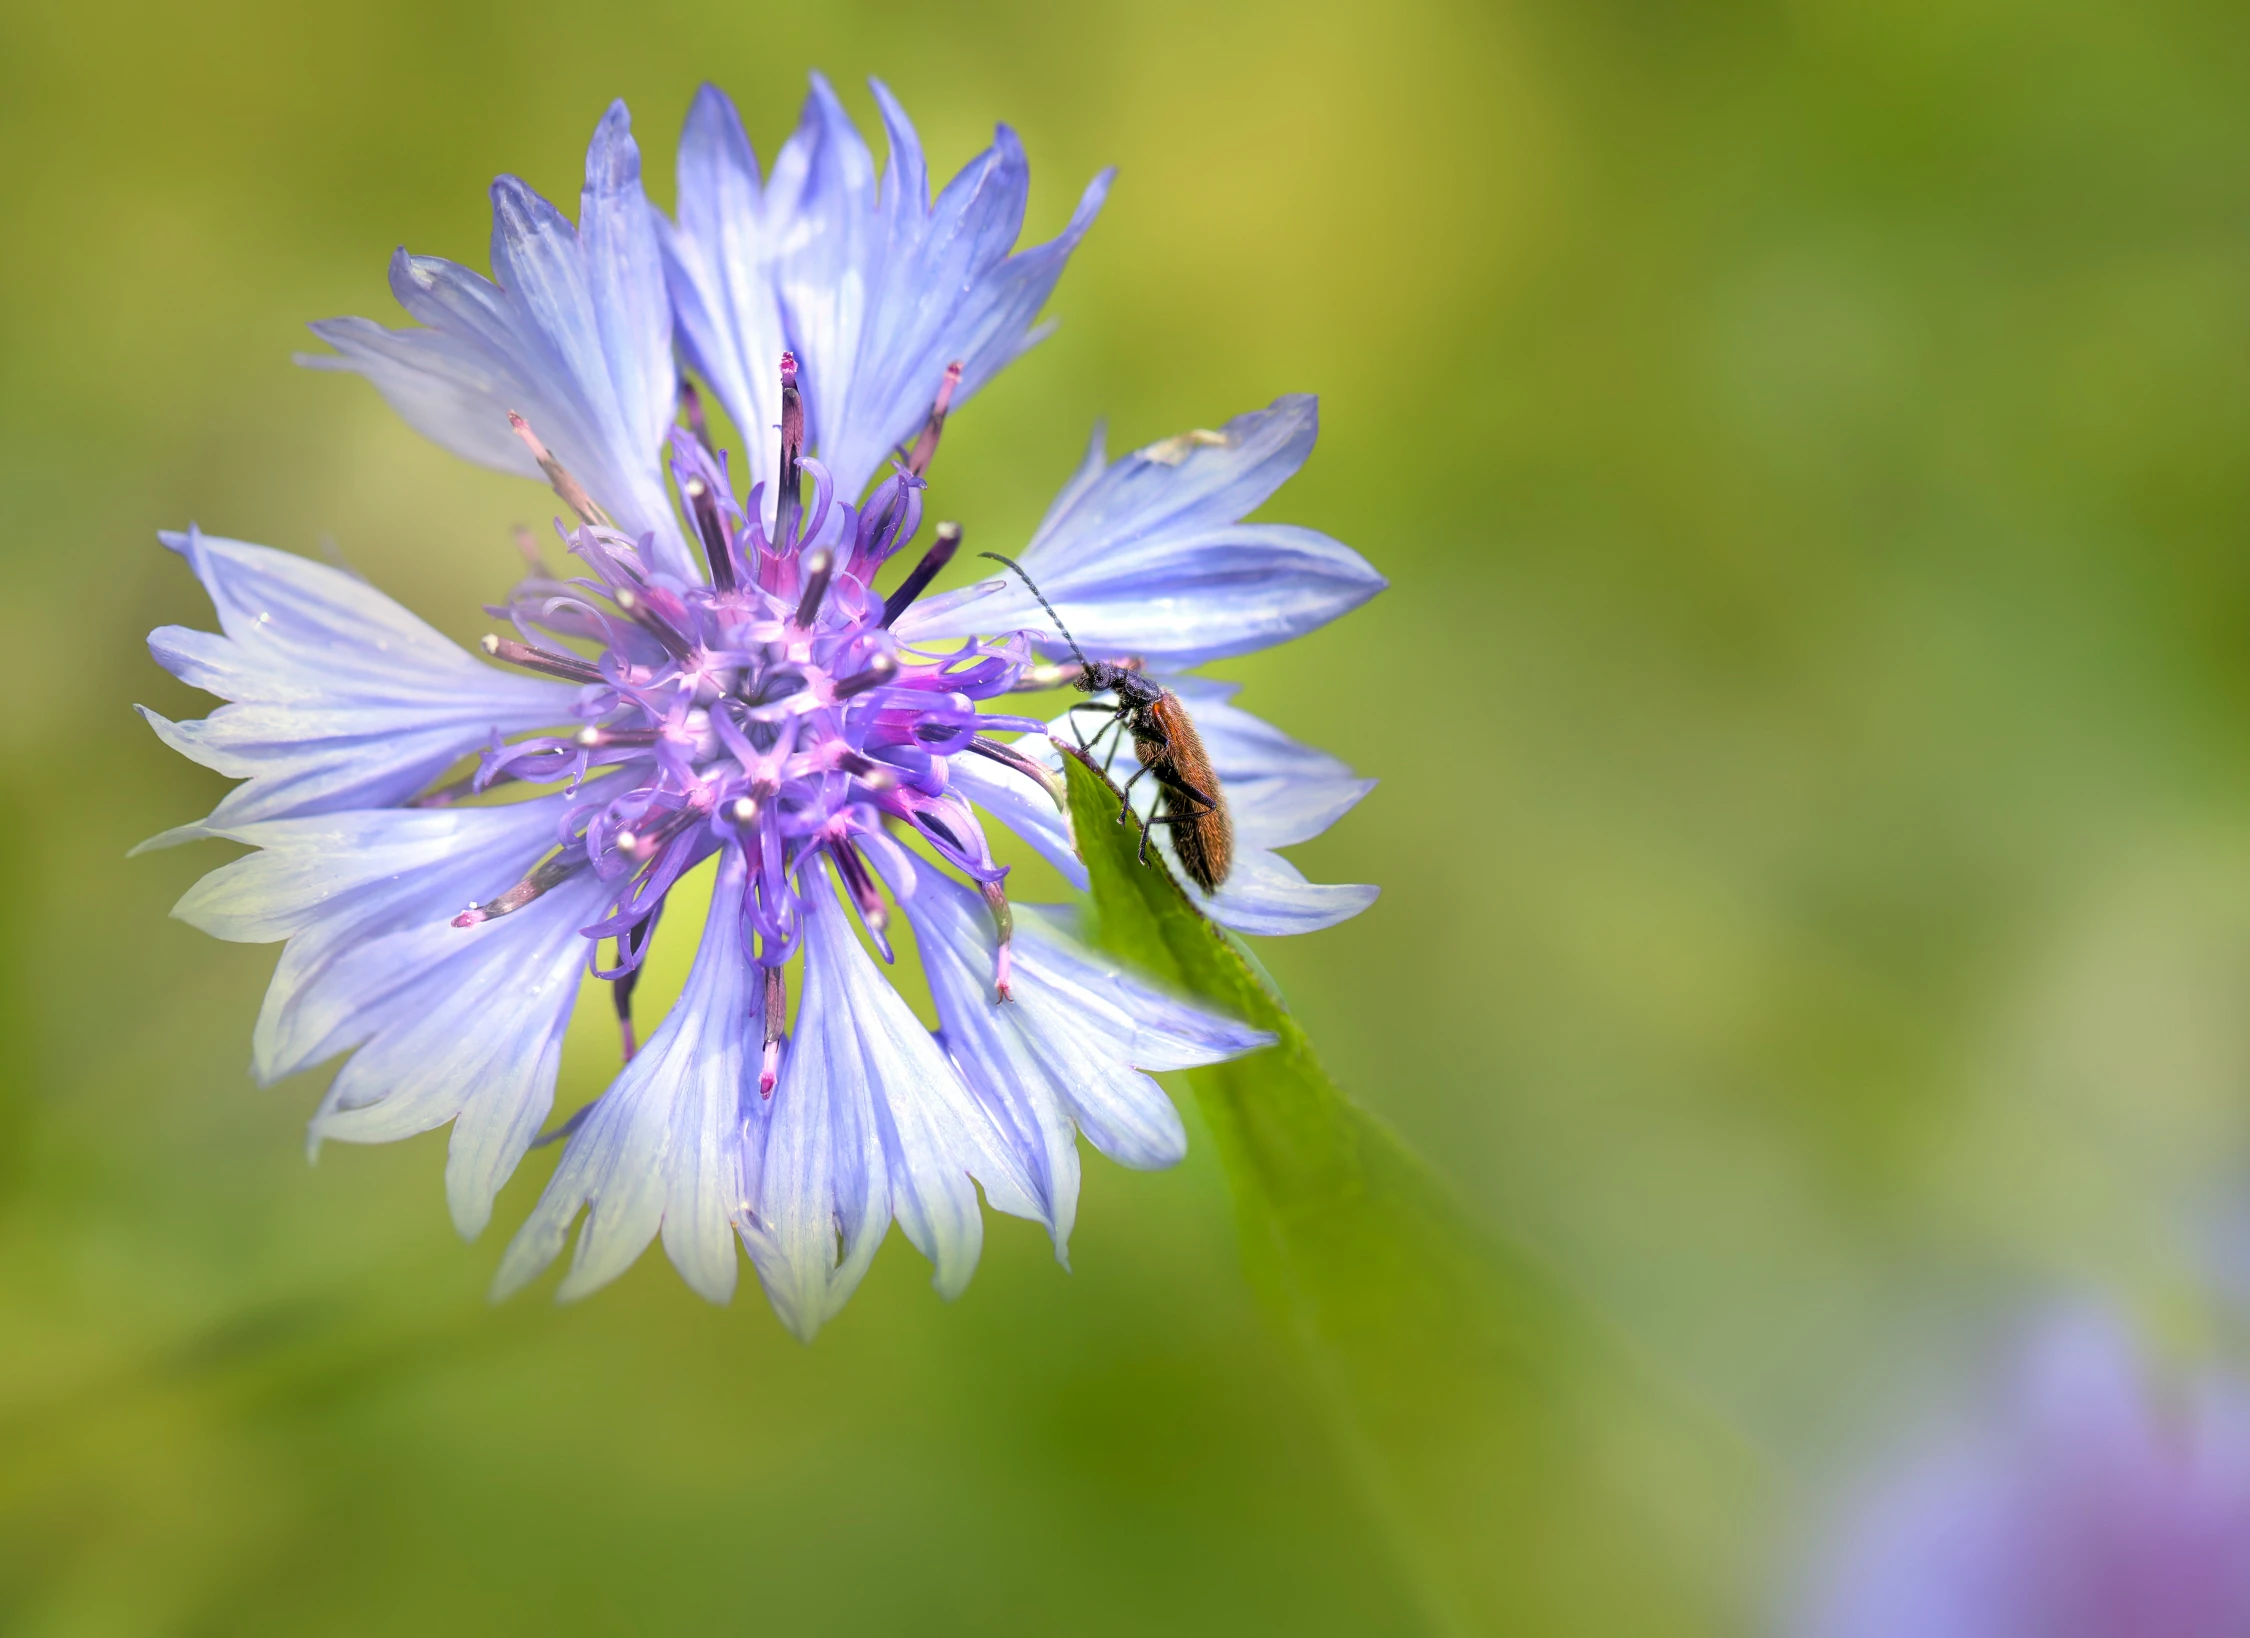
[493,851,756,1305]
[301,103,693,581]
[173,802,562,947]
[889,864,1268,1179]
[944,747,1086,890]
[1036,394,1322,554]
[140,530,577,830]
[766,75,877,489]
[661,82,792,494]
[939,159,1110,403]
[1010,908,1276,1075]
[679,74,1108,502]
[921,520,1380,668]
[126,819,219,856]
[743,869,1039,1336]
[296,317,536,474]
[1032,419,1110,540]
[174,794,601,1236]
[1195,847,1380,937]
[877,861,1082,1257]
[1006,903,1270,1156]
[907,396,1384,667]
[1213,770,1376,852]
[739,939,892,1341]
[310,877,598,1239]
[195,797,579,1086]
[809,871,1041,1279]
[578,103,676,476]
[885,575,1007,639]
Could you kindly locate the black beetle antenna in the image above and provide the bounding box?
[978,552,1090,670]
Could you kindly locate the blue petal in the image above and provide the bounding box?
[1198,847,1380,936]
[661,83,793,495]
[1010,905,1277,1075]
[178,797,577,1085]
[301,103,693,581]
[139,529,578,832]
[945,748,1086,890]
[174,795,601,1237]
[742,865,1038,1339]
[173,800,564,949]
[894,866,1271,1186]
[576,104,675,482]
[673,75,1110,503]
[899,396,1385,668]
[311,880,598,1240]
[797,863,1043,1273]
[494,850,757,1304]
[1031,419,1110,537]
[878,862,1083,1258]
[1037,394,1319,550]
[738,961,891,1340]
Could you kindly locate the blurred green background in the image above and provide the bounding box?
[5,0,2250,1630]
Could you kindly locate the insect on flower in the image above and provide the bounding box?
[138,76,1385,1334]
[979,552,1233,892]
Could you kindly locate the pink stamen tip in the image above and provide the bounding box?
[934,360,962,413]
[759,1040,780,1098]
[994,943,1013,1002]
[779,351,798,387]
[452,906,488,929]
[504,411,603,525]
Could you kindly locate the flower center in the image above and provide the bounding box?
[441,355,1046,1078]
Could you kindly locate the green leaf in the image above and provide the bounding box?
[1062,749,1754,1636]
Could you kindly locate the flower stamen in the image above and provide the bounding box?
[965,736,1067,808]
[682,475,737,594]
[880,520,962,628]
[981,878,1015,1001]
[792,548,835,629]
[759,965,786,1097]
[832,652,896,699]
[453,848,588,927]
[775,351,804,550]
[480,633,604,685]
[905,360,962,478]
[507,410,610,528]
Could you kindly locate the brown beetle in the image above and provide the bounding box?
[979,553,1233,892]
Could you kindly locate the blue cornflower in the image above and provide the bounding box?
[140,79,1383,1336]
[1792,1314,2250,1638]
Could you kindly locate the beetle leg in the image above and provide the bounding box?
[1062,699,1111,753]
[1150,765,1218,815]
[1117,760,1153,823]
[1135,809,1205,864]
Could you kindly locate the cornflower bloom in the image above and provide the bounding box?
[139,78,1383,1336]
[1792,1314,2250,1638]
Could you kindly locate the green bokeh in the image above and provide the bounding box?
[4,0,2249,1630]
